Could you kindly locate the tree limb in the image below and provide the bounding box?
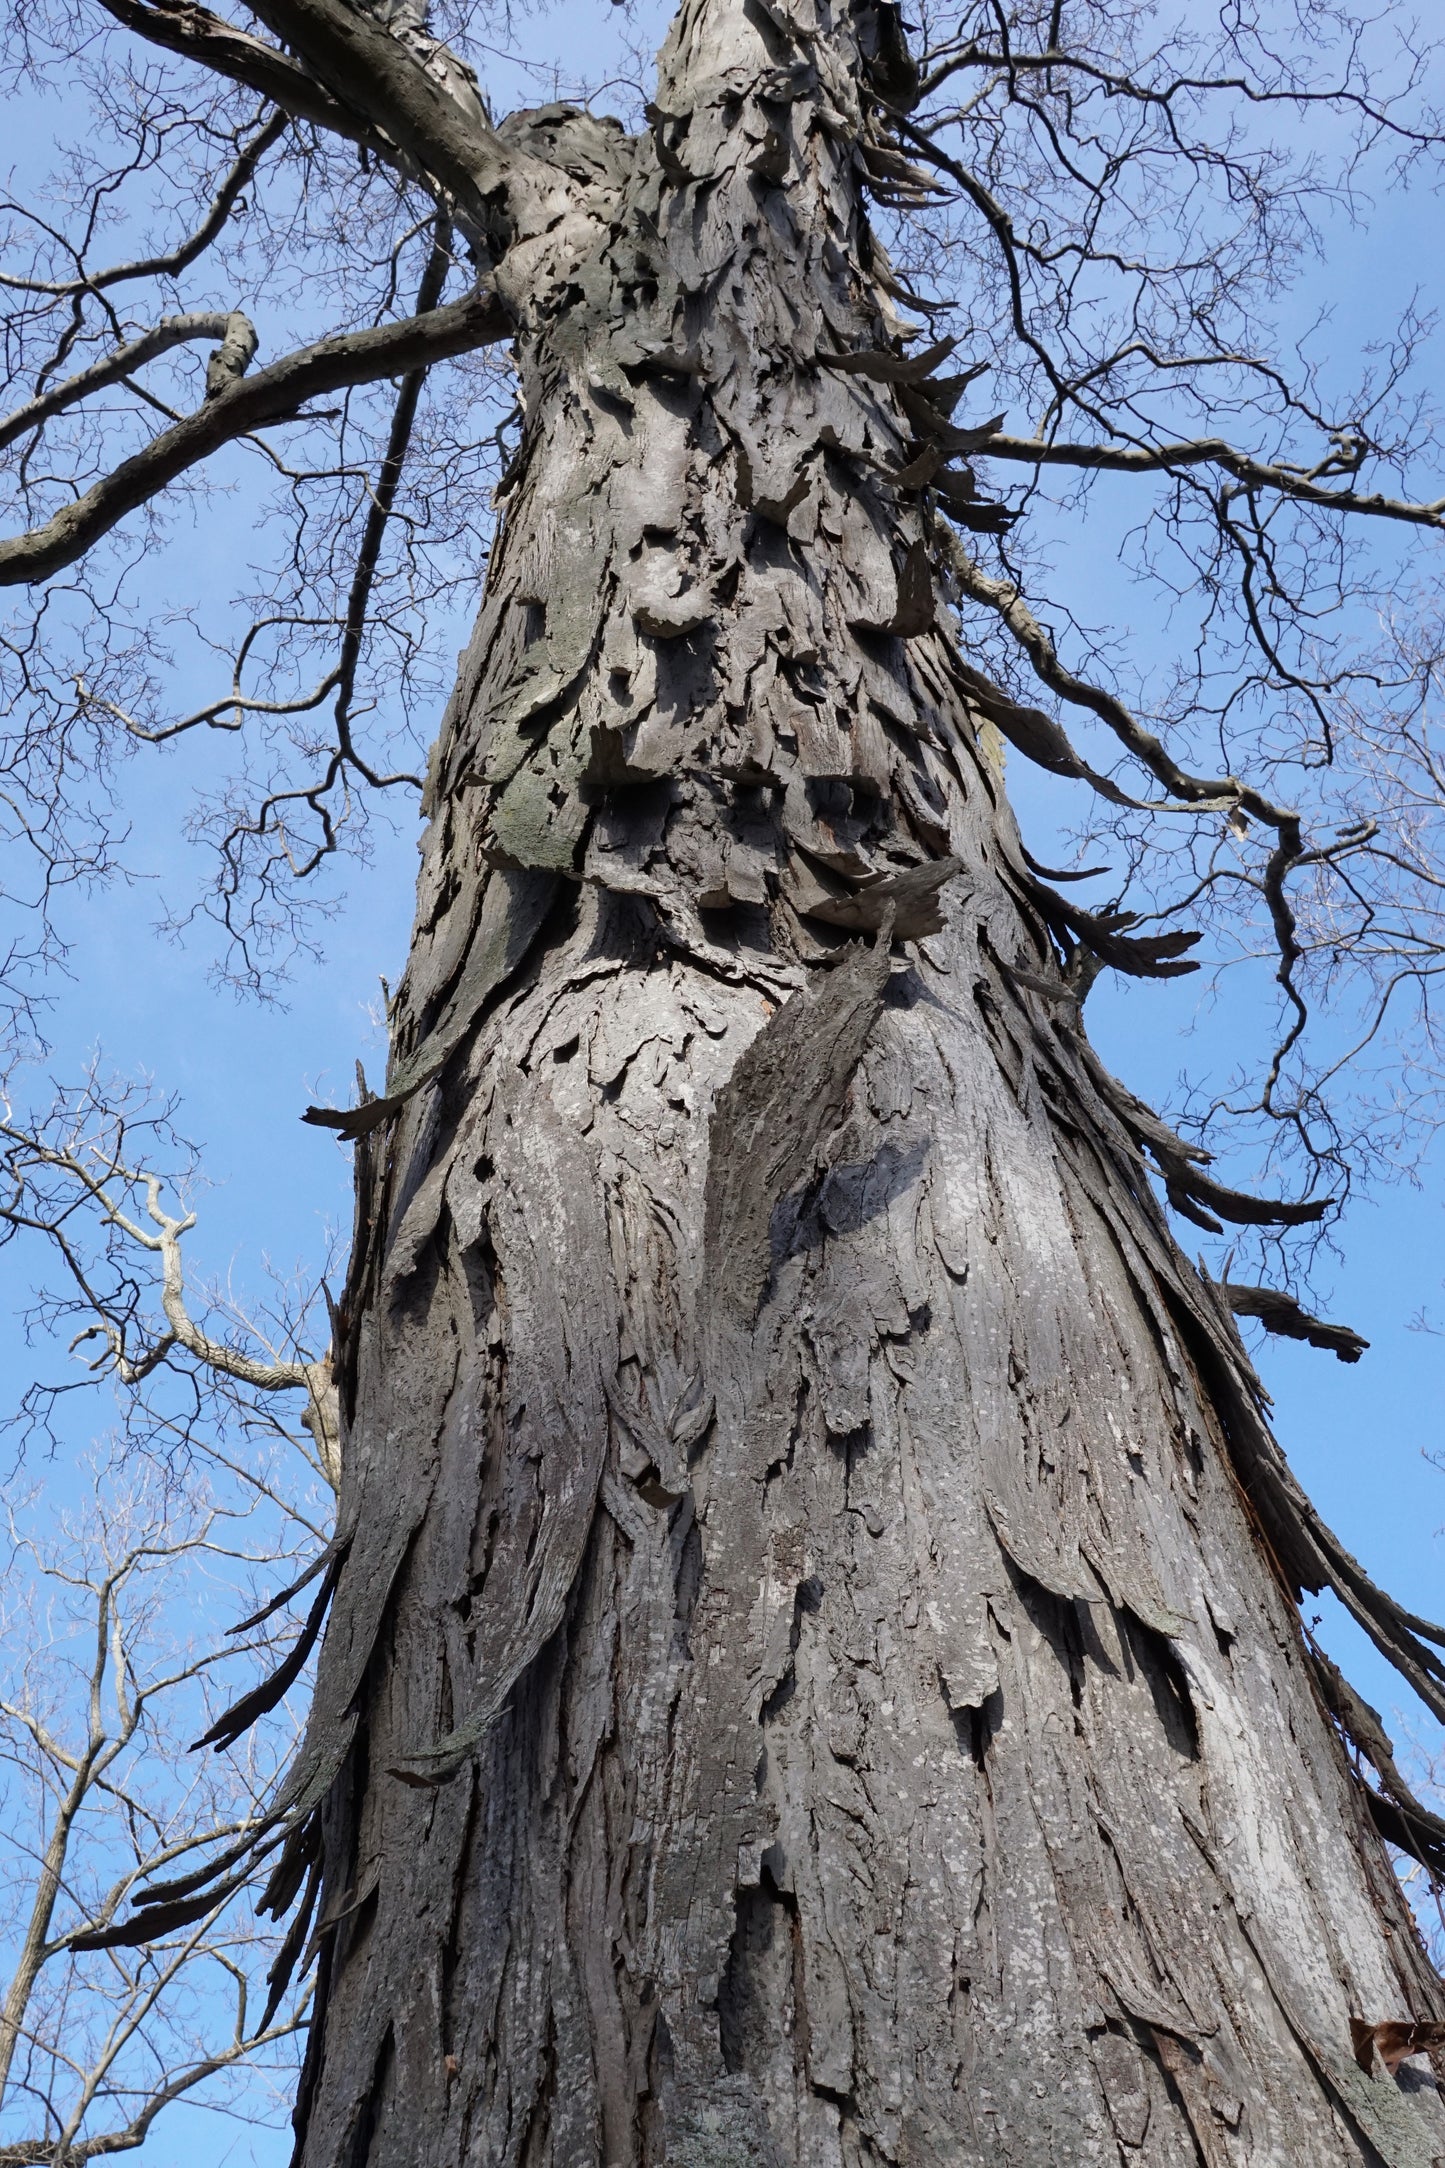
[0,285,511,587]
[92,0,377,149]
[979,430,1445,531]
[327,215,452,765]
[0,312,256,454]
[0,110,288,301]
[244,0,512,210]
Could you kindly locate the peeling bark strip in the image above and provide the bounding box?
[120,0,1445,2159]
[1222,1281,1370,1363]
[703,918,893,1322]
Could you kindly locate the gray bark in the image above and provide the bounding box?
[277,0,1445,2157]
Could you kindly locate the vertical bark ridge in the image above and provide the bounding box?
[278,0,1445,2157]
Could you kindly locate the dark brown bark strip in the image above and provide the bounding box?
[1223,1282,1370,1362]
[703,917,894,1323]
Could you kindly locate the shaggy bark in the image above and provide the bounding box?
[229,1,1445,2159]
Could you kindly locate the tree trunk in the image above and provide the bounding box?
[281,1,1445,2158]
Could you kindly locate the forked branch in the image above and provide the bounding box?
[0,1097,341,1487]
[978,430,1445,531]
[0,312,258,454]
[0,286,510,586]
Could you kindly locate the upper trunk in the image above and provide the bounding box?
[275,0,1445,2159]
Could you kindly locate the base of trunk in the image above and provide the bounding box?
[292,886,1445,2168]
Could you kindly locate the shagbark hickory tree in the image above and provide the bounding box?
[9,0,1445,2160]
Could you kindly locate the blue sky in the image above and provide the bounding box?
[2,4,1444,2160]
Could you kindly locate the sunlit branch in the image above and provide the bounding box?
[0,286,510,587]
[92,0,381,151]
[979,430,1445,529]
[74,665,343,745]
[915,38,1444,157]
[0,1107,341,1487]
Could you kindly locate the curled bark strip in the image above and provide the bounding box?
[110,1351,440,1927]
[1364,1793,1445,1886]
[814,333,960,382]
[1351,2018,1445,2076]
[798,854,963,939]
[889,535,935,634]
[1025,869,1203,979]
[1070,1031,1329,1227]
[387,1084,616,1787]
[259,1851,323,2030]
[304,867,557,1138]
[1038,1040,1374,1669]
[227,1533,349,1635]
[937,484,1019,533]
[0,287,511,587]
[947,649,1201,816]
[1162,1282,1445,1722]
[1312,1650,1445,1877]
[93,1710,358,1946]
[70,1859,270,1951]
[1021,846,1112,883]
[1222,1283,1369,1362]
[703,916,895,1324]
[898,382,1002,452]
[865,0,920,107]
[191,1558,342,1755]
[1164,1169,1328,1232]
[850,537,935,637]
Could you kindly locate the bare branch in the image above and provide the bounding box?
[0,110,288,301]
[0,284,511,587]
[0,312,256,455]
[979,429,1445,530]
[0,1079,341,1487]
[241,0,558,232]
[91,0,378,150]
